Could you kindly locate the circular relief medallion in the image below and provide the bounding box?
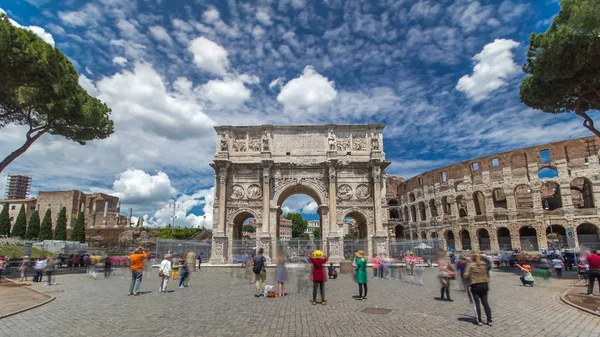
[337,184,353,200]
[231,185,245,199]
[355,184,370,199]
[246,184,262,199]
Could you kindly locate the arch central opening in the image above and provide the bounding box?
[343,211,368,260]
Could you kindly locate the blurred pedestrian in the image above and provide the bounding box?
[104,256,112,278]
[275,248,288,297]
[551,256,564,279]
[0,256,5,283]
[34,257,46,282]
[465,253,492,326]
[309,250,327,305]
[44,257,55,286]
[252,248,266,297]
[371,254,379,278]
[437,252,455,302]
[19,256,29,282]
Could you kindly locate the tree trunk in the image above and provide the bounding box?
[0,129,47,174]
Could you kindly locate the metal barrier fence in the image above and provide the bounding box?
[342,239,368,260]
[389,238,444,261]
[155,239,211,261]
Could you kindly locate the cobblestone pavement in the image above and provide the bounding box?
[2,267,599,337]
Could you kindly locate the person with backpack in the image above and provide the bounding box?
[252,248,267,297]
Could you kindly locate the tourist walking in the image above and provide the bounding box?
[275,249,288,297]
[577,251,589,285]
[44,257,55,286]
[198,253,203,270]
[178,259,189,288]
[586,250,600,295]
[354,250,368,300]
[371,254,379,278]
[34,257,46,282]
[552,256,564,279]
[437,252,455,302]
[19,256,29,282]
[159,254,172,293]
[128,247,147,296]
[465,253,492,326]
[252,248,267,297]
[309,250,327,305]
[104,256,112,278]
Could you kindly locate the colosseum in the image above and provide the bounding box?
[385,136,600,252]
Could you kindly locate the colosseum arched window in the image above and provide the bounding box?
[472,191,486,215]
[388,199,399,207]
[409,193,416,202]
[418,202,426,221]
[492,188,507,209]
[389,208,400,221]
[410,205,417,222]
[403,206,409,221]
[514,184,533,209]
[394,225,405,239]
[441,196,451,215]
[456,195,468,217]
[541,181,562,211]
[570,178,594,209]
[429,199,438,217]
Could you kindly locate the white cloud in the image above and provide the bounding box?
[78,75,98,96]
[188,37,229,75]
[145,188,214,229]
[202,8,220,23]
[456,39,520,102]
[112,56,128,66]
[277,66,337,114]
[199,78,251,108]
[148,25,173,44]
[0,8,55,46]
[112,169,176,204]
[92,62,215,140]
[116,19,142,39]
[269,77,284,89]
[302,201,318,214]
[57,10,87,26]
[256,10,273,26]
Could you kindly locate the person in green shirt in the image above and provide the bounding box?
[516,264,534,287]
[354,250,368,300]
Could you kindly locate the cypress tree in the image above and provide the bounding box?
[70,212,86,243]
[25,210,40,240]
[54,207,68,240]
[0,203,10,236]
[11,204,27,238]
[39,208,53,241]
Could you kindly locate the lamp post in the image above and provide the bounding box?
[170,202,178,239]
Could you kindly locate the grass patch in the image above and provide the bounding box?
[0,246,58,258]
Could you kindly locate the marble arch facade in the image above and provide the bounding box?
[210,124,390,264]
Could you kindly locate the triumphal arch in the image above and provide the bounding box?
[209,125,390,263]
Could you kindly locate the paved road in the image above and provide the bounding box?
[2,267,599,337]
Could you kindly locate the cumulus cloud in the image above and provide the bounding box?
[78,75,98,96]
[302,201,318,214]
[112,169,177,204]
[199,78,251,108]
[145,188,214,229]
[112,56,128,66]
[456,39,520,102]
[188,37,229,75]
[0,8,55,46]
[277,66,337,114]
[269,77,284,89]
[202,7,220,23]
[256,9,273,26]
[91,62,215,140]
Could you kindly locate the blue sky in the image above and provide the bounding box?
[0,0,595,228]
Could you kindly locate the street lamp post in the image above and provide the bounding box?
[170,202,178,239]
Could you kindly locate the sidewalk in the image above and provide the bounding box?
[0,279,54,319]
[561,280,600,316]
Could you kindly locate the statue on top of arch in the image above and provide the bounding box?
[328,130,336,151]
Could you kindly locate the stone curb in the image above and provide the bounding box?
[559,282,600,317]
[0,278,56,320]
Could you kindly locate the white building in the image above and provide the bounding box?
[305,220,321,236]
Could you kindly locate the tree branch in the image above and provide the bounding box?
[575,107,600,139]
[0,127,48,174]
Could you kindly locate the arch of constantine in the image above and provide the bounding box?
[209,125,389,263]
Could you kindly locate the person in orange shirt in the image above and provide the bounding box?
[128,246,147,296]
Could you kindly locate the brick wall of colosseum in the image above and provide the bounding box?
[385,136,600,252]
